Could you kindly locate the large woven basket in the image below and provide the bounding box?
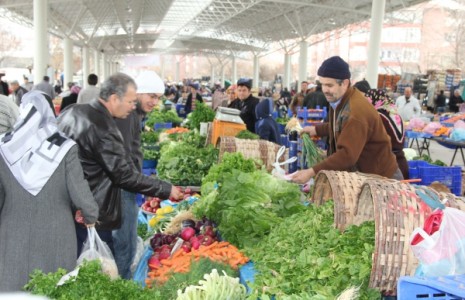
[311,170,390,230]
[217,136,284,172]
[355,180,465,294]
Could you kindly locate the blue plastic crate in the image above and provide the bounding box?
[280,134,289,147]
[176,104,186,118]
[142,159,157,169]
[398,275,465,299]
[278,123,286,135]
[408,160,430,179]
[154,122,172,130]
[142,168,156,176]
[407,161,462,196]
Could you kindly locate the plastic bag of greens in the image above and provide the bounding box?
[77,227,119,279]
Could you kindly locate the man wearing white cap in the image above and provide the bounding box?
[113,70,166,279]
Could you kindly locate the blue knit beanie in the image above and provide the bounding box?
[317,56,351,80]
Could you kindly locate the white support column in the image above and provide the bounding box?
[366,0,386,88]
[175,61,180,82]
[82,46,89,88]
[33,0,48,84]
[94,50,100,80]
[221,66,226,88]
[101,53,107,79]
[253,55,259,89]
[63,37,73,89]
[232,56,237,85]
[298,41,308,91]
[284,52,291,90]
[161,57,165,80]
[210,65,215,86]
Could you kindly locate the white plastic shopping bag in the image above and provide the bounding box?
[410,207,465,277]
[57,227,119,286]
[272,146,297,180]
[77,227,119,279]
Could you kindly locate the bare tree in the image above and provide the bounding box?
[446,2,465,71]
[0,29,22,67]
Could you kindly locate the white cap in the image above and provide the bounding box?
[307,83,317,89]
[135,70,165,94]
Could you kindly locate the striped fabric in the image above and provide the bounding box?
[0,96,19,134]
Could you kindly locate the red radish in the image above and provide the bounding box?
[148,256,161,269]
[201,235,214,246]
[184,188,192,194]
[204,226,215,237]
[159,249,171,260]
[180,227,195,241]
[183,194,190,200]
[150,199,159,208]
[181,241,192,253]
[191,239,201,250]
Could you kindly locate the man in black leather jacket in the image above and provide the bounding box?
[236,78,259,133]
[58,72,183,254]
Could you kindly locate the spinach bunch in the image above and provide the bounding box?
[246,201,380,299]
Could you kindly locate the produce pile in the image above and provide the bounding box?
[193,153,305,249]
[246,201,379,299]
[186,101,215,130]
[24,110,389,300]
[145,109,182,129]
[25,260,161,300]
[157,132,218,186]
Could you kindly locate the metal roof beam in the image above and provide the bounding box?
[267,0,371,16]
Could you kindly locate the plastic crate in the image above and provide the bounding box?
[280,134,289,147]
[142,159,157,169]
[154,122,172,130]
[176,104,186,118]
[398,275,465,299]
[210,119,246,145]
[142,168,156,176]
[408,161,462,196]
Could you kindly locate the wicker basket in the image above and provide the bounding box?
[311,170,390,230]
[355,180,465,294]
[217,136,284,172]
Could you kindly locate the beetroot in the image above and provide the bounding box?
[181,241,192,253]
[180,227,196,241]
[158,249,171,260]
[148,255,161,269]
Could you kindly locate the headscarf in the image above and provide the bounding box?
[365,88,404,143]
[71,85,81,94]
[0,90,76,195]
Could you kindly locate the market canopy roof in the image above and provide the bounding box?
[0,0,428,57]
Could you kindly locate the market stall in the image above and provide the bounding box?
[20,105,465,300]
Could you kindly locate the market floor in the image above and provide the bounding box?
[407,138,465,168]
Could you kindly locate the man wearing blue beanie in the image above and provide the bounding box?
[290,56,403,182]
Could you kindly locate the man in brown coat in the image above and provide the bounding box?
[291,56,402,183]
